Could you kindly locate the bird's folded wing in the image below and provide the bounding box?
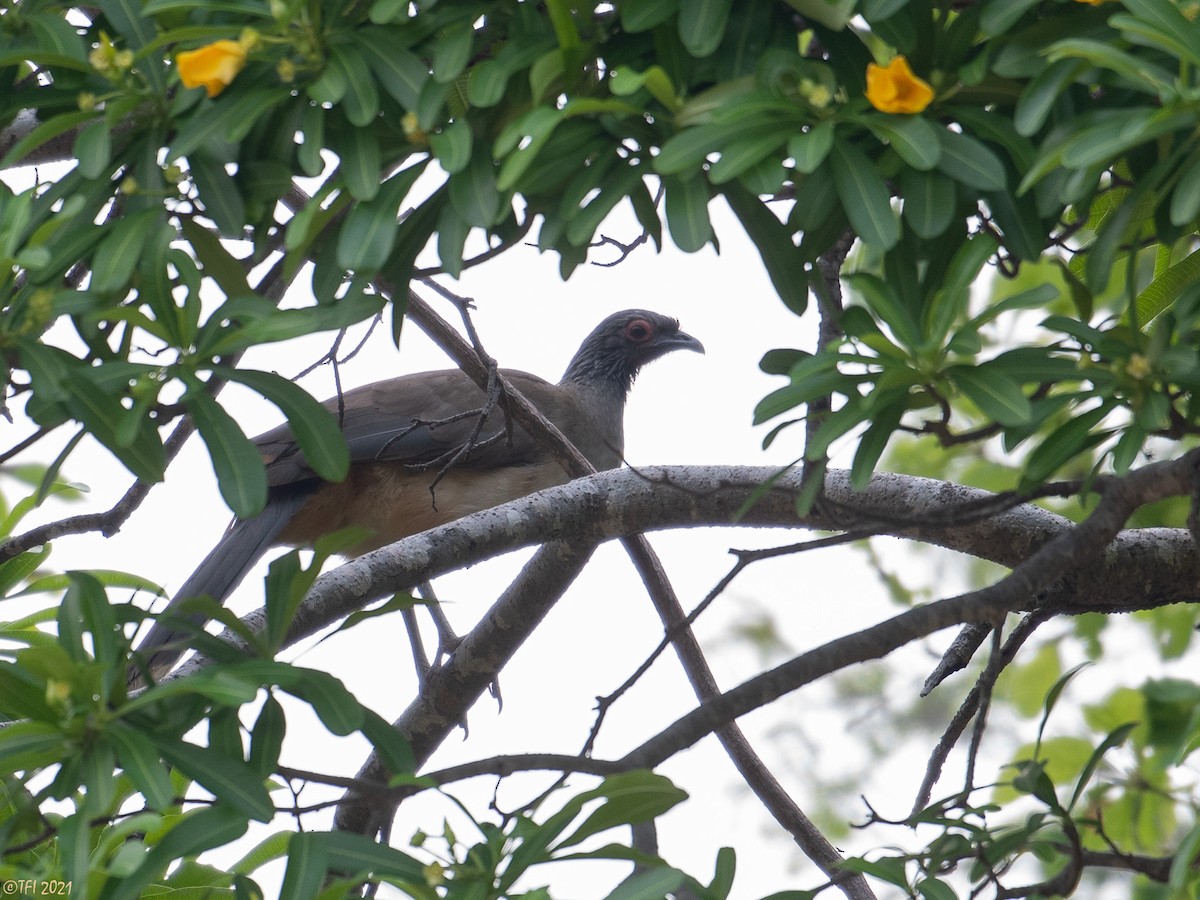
[258,369,574,488]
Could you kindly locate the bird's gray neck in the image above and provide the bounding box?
[556,377,627,470]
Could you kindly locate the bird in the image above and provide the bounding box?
[130,309,703,681]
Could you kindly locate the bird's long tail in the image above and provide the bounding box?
[130,490,311,684]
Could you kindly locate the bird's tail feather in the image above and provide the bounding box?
[130,490,310,683]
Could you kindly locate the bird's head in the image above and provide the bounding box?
[561,309,704,394]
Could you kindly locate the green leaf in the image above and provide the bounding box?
[708,133,786,184]
[924,234,998,345]
[432,20,474,83]
[0,721,66,775]
[722,181,807,315]
[450,151,502,227]
[89,210,160,294]
[215,367,349,482]
[946,366,1032,426]
[850,396,904,490]
[937,129,1007,191]
[169,90,286,162]
[330,43,379,126]
[847,273,920,350]
[189,153,246,237]
[336,160,429,272]
[678,0,733,57]
[1020,403,1112,489]
[900,168,956,239]
[789,122,834,175]
[312,830,425,880]
[1014,58,1081,137]
[0,111,96,169]
[74,119,113,180]
[249,695,286,776]
[663,175,713,252]
[1115,0,1200,66]
[429,119,473,174]
[1131,246,1200,328]
[604,869,687,900]
[864,115,942,171]
[157,738,274,821]
[279,832,329,900]
[359,709,415,777]
[829,140,899,250]
[355,31,427,108]
[104,806,250,900]
[335,123,382,201]
[109,722,175,811]
[555,772,689,852]
[285,669,363,736]
[622,0,679,31]
[186,382,268,518]
[1170,152,1200,226]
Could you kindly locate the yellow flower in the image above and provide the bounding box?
[865,56,934,115]
[177,40,247,98]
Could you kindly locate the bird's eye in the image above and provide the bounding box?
[624,319,653,342]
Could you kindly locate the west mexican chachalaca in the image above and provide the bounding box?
[131,309,703,680]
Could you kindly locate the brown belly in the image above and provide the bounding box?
[275,461,566,556]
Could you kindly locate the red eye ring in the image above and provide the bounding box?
[623,318,654,342]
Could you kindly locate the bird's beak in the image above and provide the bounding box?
[662,330,705,355]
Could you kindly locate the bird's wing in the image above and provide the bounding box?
[258,369,574,488]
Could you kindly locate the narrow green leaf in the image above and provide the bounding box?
[1020,403,1111,489]
[89,210,160,294]
[157,738,274,821]
[284,670,363,736]
[249,695,286,776]
[900,168,956,239]
[556,772,689,851]
[946,365,1032,426]
[429,119,473,174]
[924,234,998,344]
[663,175,713,252]
[189,154,246,237]
[336,160,428,272]
[355,32,427,108]
[336,123,382,201]
[216,367,349,482]
[722,181,807,315]
[314,830,425,880]
[678,0,732,57]
[330,43,379,126]
[0,111,95,169]
[850,397,904,490]
[186,384,268,518]
[1131,246,1200,327]
[109,722,175,811]
[847,273,920,349]
[829,141,899,250]
[1014,58,1081,137]
[604,869,687,900]
[937,129,1007,191]
[788,122,834,175]
[280,832,328,900]
[621,0,679,31]
[74,120,112,180]
[169,90,285,162]
[864,115,942,171]
[105,806,250,900]
[1116,0,1200,66]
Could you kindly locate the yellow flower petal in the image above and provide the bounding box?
[865,56,934,115]
[177,40,247,98]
